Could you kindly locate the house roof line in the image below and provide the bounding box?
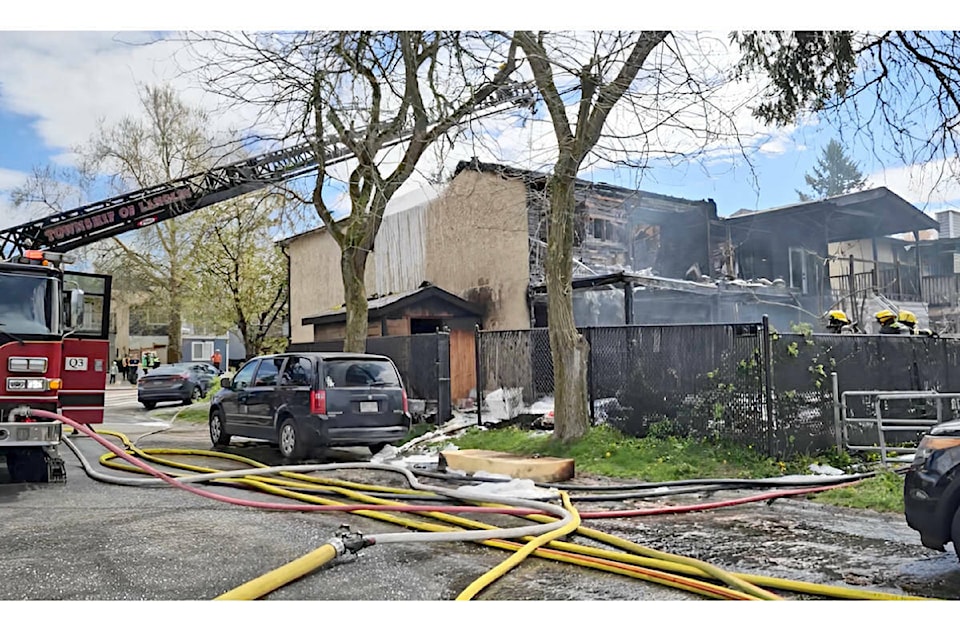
[452,158,715,209]
[301,284,484,327]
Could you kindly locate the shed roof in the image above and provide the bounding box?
[724,187,937,242]
[302,285,483,327]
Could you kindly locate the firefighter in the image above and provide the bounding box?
[898,310,919,335]
[876,309,905,334]
[825,310,853,334]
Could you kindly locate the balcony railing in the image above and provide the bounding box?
[921,274,960,308]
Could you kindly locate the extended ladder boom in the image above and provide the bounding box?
[0,81,535,260]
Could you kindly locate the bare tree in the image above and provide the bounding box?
[81,84,220,363]
[514,31,672,442]
[187,31,521,352]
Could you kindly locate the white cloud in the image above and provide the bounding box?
[867,159,960,212]
[0,29,820,227]
[0,32,261,162]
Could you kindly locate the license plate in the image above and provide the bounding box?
[359,401,378,413]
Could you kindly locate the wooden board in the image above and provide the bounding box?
[440,448,574,482]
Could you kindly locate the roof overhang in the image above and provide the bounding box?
[724,187,937,242]
[302,285,484,327]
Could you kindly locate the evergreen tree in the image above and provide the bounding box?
[797,139,867,201]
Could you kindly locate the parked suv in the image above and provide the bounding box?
[904,420,960,559]
[208,352,411,461]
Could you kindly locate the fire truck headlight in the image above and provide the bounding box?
[8,357,48,373]
[6,378,50,392]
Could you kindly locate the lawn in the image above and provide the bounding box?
[446,423,904,512]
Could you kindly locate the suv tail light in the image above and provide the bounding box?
[402,388,408,414]
[310,389,326,415]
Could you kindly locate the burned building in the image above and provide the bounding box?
[281,162,941,403]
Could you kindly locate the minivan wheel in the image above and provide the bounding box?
[209,409,231,446]
[368,443,388,455]
[278,418,308,461]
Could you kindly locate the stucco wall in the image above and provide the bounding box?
[287,229,376,344]
[424,170,530,330]
[287,170,531,339]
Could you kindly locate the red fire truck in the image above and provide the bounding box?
[0,80,535,483]
[0,250,110,482]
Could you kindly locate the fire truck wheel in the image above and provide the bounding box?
[209,408,231,446]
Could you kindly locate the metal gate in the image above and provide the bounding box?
[840,390,960,464]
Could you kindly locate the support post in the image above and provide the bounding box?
[914,229,923,299]
[895,255,902,298]
[847,255,857,326]
[761,315,777,457]
[585,327,596,425]
[624,282,634,325]
[474,325,483,427]
[832,372,843,454]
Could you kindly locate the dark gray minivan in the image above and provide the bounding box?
[209,352,411,461]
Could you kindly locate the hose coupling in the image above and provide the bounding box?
[336,523,369,553]
[8,406,33,421]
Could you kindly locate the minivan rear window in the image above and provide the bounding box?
[324,359,401,388]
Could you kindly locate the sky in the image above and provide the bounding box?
[2,6,959,236]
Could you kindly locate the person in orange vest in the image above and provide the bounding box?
[211,349,223,373]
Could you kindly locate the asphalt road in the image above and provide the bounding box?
[0,388,957,601]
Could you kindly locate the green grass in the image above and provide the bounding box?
[448,424,905,512]
[810,471,905,512]
[450,423,815,482]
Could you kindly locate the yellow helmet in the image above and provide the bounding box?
[827,310,850,324]
[898,310,917,325]
[875,310,897,324]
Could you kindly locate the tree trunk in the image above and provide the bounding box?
[546,171,590,443]
[167,309,183,363]
[167,264,183,364]
[342,245,370,353]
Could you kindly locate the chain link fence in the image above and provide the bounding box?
[477,322,960,457]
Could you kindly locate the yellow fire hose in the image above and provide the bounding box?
[81,430,933,601]
[456,492,582,601]
[215,543,341,600]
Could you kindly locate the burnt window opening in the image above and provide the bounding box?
[410,318,446,334]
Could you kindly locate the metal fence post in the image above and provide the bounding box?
[761,315,777,457]
[475,324,483,427]
[585,327,596,425]
[436,329,451,424]
[831,371,843,453]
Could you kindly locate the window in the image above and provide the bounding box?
[253,357,284,386]
[324,359,401,388]
[231,360,258,391]
[280,357,315,387]
[191,341,214,361]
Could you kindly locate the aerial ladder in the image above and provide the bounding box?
[0,80,536,482]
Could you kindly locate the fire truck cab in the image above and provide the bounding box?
[0,250,111,483]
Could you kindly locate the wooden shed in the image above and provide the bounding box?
[301,285,482,402]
